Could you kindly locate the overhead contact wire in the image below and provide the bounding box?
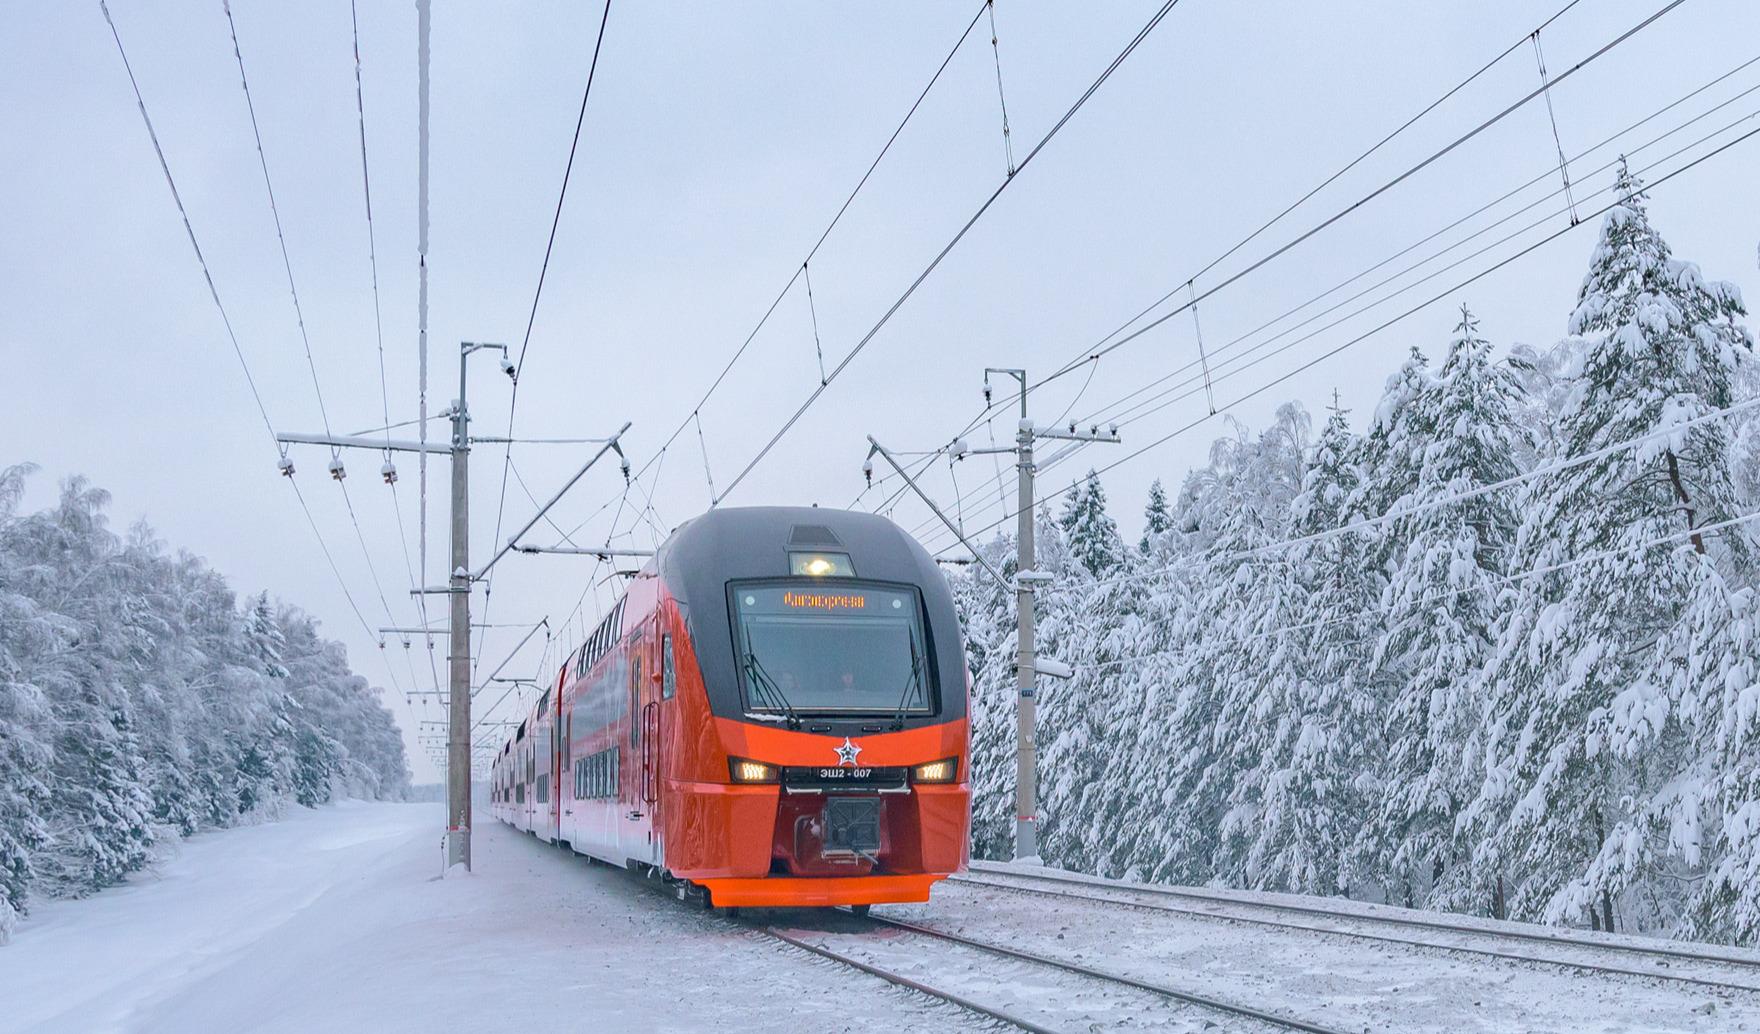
[714,0,1187,505]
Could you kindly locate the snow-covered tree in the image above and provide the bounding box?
[1354,310,1529,905]
[942,193,1760,943]
[1464,168,1753,929]
[1222,402,1382,894]
[1141,478,1171,553]
[0,465,409,919]
[1060,471,1125,577]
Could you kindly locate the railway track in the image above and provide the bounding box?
[956,863,1760,994]
[761,911,1356,1034]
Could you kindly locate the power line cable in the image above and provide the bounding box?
[101,1,392,668]
[986,0,1016,176]
[861,0,1600,508]
[479,0,613,679]
[101,8,413,685]
[1032,0,1692,395]
[1078,102,1760,440]
[870,0,1693,513]
[347,0,440,700]
[617,2,993,499]
[912,76,1760,549]
[1074,54,1760,435]
[713,0,1188,505]
[932,121,1760,552]
[223,1,412,699]
[223,0,339,447]
[98,1,278,448]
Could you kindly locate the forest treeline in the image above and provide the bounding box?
[0,467,408,940]
[955,172,1760,945]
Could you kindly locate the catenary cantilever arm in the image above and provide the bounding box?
[475,422,632,580]
[866,436,1009,593]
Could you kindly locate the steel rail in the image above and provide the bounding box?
[956,868,1760,994]
[764,928,1068,1034]
[966,861,1760,968]
[845,911,1354,1034]
[605,833,1335,1032]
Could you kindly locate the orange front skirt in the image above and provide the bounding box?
[699,873,944,908]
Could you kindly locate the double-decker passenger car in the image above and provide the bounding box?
[489,506,970,910]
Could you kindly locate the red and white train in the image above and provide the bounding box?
[489,506,971,909]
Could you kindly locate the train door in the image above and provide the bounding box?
[555,703,571,846]
[654,626,676,868]
[640,624,664,867]
[619,629,660,866]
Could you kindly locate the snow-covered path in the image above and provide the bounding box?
[0,803,977,1034]
[5,802,1756,1033]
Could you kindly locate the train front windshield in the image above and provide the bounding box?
[732,583,930,716]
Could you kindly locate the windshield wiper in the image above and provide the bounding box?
[743,651,802,730]
[890,652,925,731]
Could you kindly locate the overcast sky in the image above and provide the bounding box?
[6,0,1758,782]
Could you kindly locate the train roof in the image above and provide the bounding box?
[656,505,966,724]
[657,506,941,591]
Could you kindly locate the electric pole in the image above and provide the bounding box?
[1012,398,1040,862]
[866,368,1118,864]
[275,340,542,872]
[984,370,1121,861]
[445,341,473,870]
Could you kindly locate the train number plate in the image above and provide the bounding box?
[782,765,907,791]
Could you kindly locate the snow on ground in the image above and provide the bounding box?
[0,803,982,1034]
[877,871,1758,1033]
[5,801,1756,1033]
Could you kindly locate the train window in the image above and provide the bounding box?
[661,633,676,700]
[568,747,622,799]
[629,636,644,747]
[731,581,931,717]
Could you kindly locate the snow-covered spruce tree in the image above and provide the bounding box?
[1141,478,1172,554]
[0,464,51,937]
[1646,559,1760,943]
[1225,401,1382,895]
[15,479,157,897]
[1351,347,1434,531]
[1035,534,1152,872]
[279,609,409,800]
[1353,310,1528,906]
[1461,168,1753,932]
[1059,471,1126,577]
[1082,553,1190,878]
[1119,406,1310,885]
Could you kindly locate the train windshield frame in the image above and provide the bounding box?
[728,580,934,719]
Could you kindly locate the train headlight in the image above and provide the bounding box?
[912,758,958,784]
[728,757,779,784]
[788,551,854,577]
